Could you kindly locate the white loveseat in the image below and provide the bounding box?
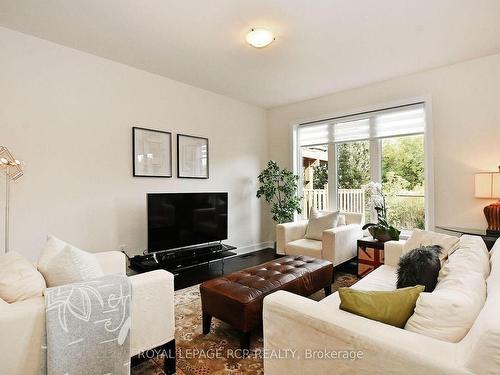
[276,212,364,266]
[263,235,500,375]
[0,251,175,375]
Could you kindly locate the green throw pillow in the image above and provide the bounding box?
[338,285,425,328]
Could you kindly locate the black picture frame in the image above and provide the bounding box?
[177,134,209,179]
[132,126,172,178]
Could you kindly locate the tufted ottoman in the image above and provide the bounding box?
[200,255,333,350]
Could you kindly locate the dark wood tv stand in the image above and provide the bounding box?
[128,243,237,276]
[128,247,278,290]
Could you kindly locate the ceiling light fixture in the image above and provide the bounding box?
[246,28,275,48]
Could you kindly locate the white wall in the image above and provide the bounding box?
[268,53,500,230]
[0,27,269,260]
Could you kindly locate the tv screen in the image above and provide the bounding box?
[147,192,228,252]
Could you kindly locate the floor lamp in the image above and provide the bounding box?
[0,146,23,253]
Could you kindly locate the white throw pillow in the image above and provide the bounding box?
[305,208,340,241]
[0,251,46,303]
[38,235,103,287]
[439,235,490,280]
[404,229,460,262]
[405,270,486,342]
[338,215,346,226]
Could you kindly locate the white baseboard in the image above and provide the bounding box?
[233,241,274,255]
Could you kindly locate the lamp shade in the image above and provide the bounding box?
[475,171,500,199]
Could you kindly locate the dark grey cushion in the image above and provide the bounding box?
[397,245,442,292]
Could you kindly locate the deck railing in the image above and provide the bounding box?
[337,188,365,214]
[303,188,365,217]
[303,189,329,214]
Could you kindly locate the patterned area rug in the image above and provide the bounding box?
[132,272,358,375]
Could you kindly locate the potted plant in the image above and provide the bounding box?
[362,182,400,242]
[256,160,302,224]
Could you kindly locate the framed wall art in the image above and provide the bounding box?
[132,127,172,177]
[177,134,209,179]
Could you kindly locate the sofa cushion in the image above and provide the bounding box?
[0,251,46,303]
[404,229,460,262]
[339,285,425,328]
[38,235,103,287]
[305,208,339,240]
[286,238,322,258]
[0,297,7,306]
[405,270,486,342]
[351,265,397,292]
[439,235,490,280]
[461,239,499,374]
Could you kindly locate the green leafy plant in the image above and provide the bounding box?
[337,141,370,189]
[256,160,302,224]
[362,182,401,242]
[313,164,328,189]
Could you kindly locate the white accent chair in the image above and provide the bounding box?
[276,212,364,266]
[0,251,175,375]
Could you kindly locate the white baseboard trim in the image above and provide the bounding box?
[233,241,274,255]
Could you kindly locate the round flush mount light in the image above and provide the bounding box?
[246,28,275,48]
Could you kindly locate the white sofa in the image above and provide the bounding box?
[0,251,175,375]
[276,212,364,266]
[263,235,500,375]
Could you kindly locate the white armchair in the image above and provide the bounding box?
[0,251,175,375]
[276,212,364,266]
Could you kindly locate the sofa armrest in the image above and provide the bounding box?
[322,224,363,266]
[94,251,126,276]
[129,270,175,356]
[263,291,469,375]
[384,240,407,267]
[276,220,308,255]
[0,297,45,375]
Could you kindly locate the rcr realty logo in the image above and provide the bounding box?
[138,348,364,361]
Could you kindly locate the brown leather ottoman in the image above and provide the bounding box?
[200,255,333,350]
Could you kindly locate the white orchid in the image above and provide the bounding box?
[362,181,382,196]
[363,181,385,212]
[362,181,400,241]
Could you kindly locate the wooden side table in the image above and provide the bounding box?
[357,237,385,278]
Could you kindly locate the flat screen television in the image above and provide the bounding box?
[147,192,228,252]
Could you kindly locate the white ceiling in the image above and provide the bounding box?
[1,0,500,108]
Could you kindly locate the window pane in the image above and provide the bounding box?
[301,145,329,218]
[382,135,425,230]
[336,141,370,217]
